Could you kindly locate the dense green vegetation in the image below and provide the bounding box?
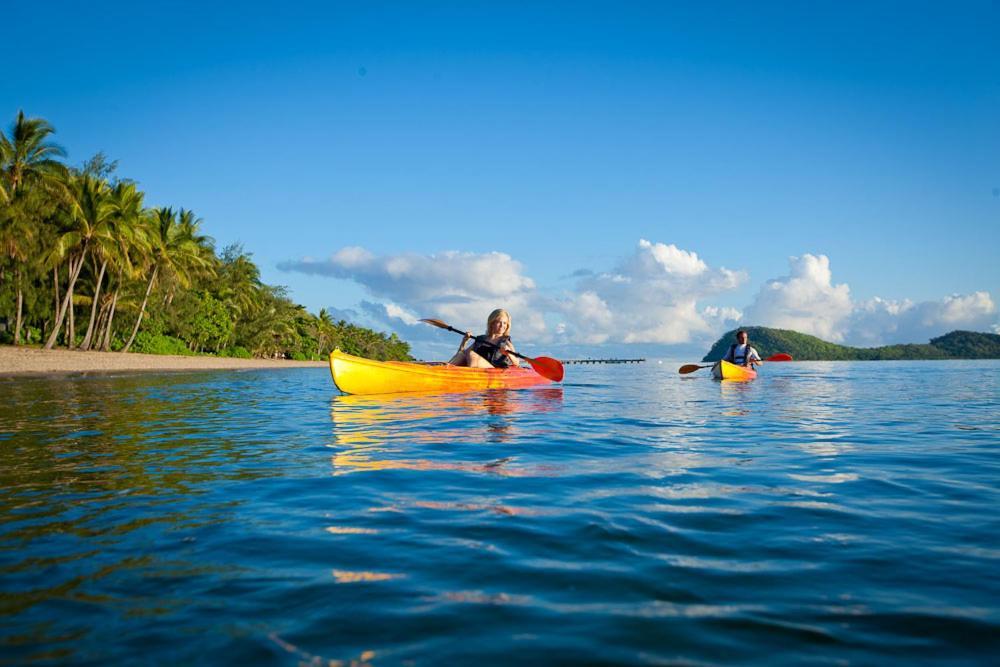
[928,330,1000,359]
[0,111,411,361]
[703,327,1000,362]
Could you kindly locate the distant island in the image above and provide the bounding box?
[703,327,1000,362]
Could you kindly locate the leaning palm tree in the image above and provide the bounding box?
[99,190,151,351]
[122,207,214,352]
[43,175,115,349]
[80,181,146,350]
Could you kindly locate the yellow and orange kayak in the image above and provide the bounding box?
[711,359,757,381]
[329,349,555,395]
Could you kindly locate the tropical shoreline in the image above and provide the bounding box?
[0,345,326,376]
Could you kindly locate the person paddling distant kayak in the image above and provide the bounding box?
[722,329,762,368]
[449,309,519,369]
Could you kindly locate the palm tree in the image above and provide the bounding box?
[80,181,146,350]
[0,194,35,343]
[315,308,334,355]
[0,111,67,197]
[99,186,150,351]
[0,111,68,344]
[122,207,213,352]
[43,175,115,349]
[215,243,264,349]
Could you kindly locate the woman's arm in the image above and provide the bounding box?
[502,340,524,367]
[457,331,472,353]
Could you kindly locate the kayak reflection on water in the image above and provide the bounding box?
[719,379,755,417]
[328,387,564,473]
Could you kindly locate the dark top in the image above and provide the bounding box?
[471,335,514,368]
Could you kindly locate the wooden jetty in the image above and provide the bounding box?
[563,358,645,365]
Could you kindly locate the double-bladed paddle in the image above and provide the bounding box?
[678,353,793,375]
[420,318,565,382]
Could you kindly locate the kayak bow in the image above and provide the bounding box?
[711,359,758,381]
[329,349,556,395]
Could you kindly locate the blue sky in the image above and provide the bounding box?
[5,2,999,356]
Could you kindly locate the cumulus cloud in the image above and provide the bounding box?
[848,292,998,346]
[281,239,747,352]
[744,254,998,345]
[743,254,853,341]
[282,242,996,356]
[553,239,747,345]
[279,248,547,340]
[280,247,534,302]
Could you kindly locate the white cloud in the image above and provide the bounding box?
[639,239,707,276]
[743,254,853,341]
[848,292,997,346]
[554,239,747,345]
[744,254,998,345]
[282,239,747,353]
[279,248,546,340]
[282,243,997,356]
[280,248,534,302]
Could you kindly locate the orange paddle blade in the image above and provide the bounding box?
[529,356,564,382]
[766,353,793,362]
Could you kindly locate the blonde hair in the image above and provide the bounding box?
[486,309,511,335]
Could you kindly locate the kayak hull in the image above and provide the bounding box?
[711,359,757,381]
[329,349,555,395]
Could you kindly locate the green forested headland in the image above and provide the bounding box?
[703,327,1000,362]
[0,111,410,361]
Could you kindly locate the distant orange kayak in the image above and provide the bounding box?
[711,359,757,381]
[329,349,555,395]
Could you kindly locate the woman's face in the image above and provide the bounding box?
[490,314,509,335]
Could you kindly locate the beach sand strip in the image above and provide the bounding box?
[0,345,327,376]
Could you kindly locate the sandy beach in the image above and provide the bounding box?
[0,345,327,376]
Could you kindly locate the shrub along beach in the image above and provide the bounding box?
[0,111,411,372]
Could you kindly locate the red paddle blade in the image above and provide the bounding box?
[678,364,707,374]
[529,356,564,382]
[766,353,793,362]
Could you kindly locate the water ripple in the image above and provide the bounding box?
[1,362,998,664]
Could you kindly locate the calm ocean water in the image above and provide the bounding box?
[1,361,998,665]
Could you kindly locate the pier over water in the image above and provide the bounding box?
[563,358,645,365]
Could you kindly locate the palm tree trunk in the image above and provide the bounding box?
[122,265,157,353]
[52,266,60,341]
[93,298,110,350]
[68,284,76,348]
[80,260,107,350]
[13,267,23,345]
[101,283,121,351]
[44,252,87,350]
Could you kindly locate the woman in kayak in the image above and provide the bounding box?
[449,309,519,368]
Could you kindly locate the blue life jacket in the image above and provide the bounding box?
[471,335,514,368]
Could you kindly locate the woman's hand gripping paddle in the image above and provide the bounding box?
[420,318,564,382]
